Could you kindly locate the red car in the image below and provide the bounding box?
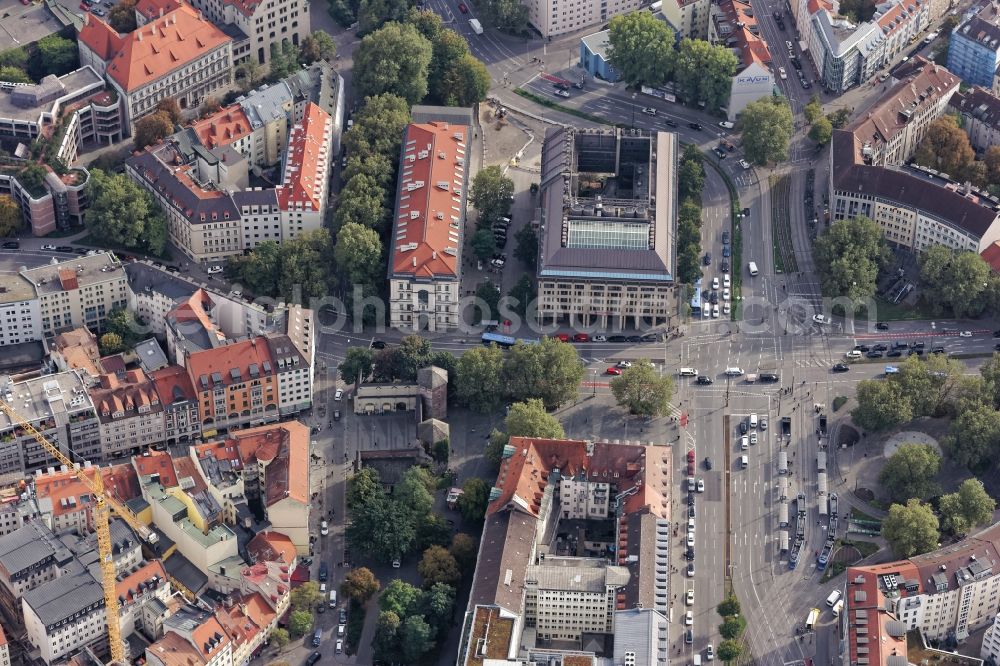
[606,367,622,375]
[555,333,570,342]
[573,333,590,342]
[458,2,468,12]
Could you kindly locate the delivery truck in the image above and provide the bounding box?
[469,18,483,34]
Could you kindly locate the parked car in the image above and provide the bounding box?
[207,265,224,274]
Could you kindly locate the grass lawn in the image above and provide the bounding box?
[512,89,614,127]
[850,506,879,522]
[857,296,936,321]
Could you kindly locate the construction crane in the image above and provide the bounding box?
[0,400,157,664]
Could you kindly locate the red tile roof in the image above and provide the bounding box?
[390,121,469,280]
[717,0,772,68]
[982,240,1000,272]
[241,592,277,630]
[0,623,6,648]
[81,5,231,93]
[133,449,179,488]
[91,369,162,422]
[34,463,141,517]
[172,456,207,493]
[150,364,198,406]
[185,338,275,393]
[192,107,253,149]
[116,559,167,601]
[247,531,297,566]
[135,0,182,20]
[190,616,231,660]
[276,102,332,213]
[227,422,310,506]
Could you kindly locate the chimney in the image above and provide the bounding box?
[137,29,143,41]
[412,256,417,267]
[159,7,164,17]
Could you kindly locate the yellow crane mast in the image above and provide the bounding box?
[0,400,157,664]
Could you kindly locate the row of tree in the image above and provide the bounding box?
[912,115,1000,192]
[84,169,168,256]
[226,230,336,304]
[676,145,706,284]
[0,34,78,85]
[880,478,995,558]
[607,12,738,113]
[715,596,747,662]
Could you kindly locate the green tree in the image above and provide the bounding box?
[514,224,538,268]
[502,338,585,409]
[851,379,912,432]
[610,359,674,417]
[894,353,965,417]
[99,332,126,355]
[449,533,478,572]
[939,478,996,536]
[471,228,498,262]
[455,345,505,412]
[156,98,182,125]
[506,399,566,439]
[341,567,381,603]
[421,582,456,635]
[347,495,417,562]
[416,514,453,550]
[335,222,383,285]
[417,545,461,588]
[470,166,514,228]
[678,146,704,200]
[33,35,78,79]
[474,282,501,324]
[0,47,27,70]
[476,0,529,32]
[878,443,941,503]
[809,116,833,145]
[343,93,411,159]
[107,0,138,33]
[944,405,1000,469]
[236,59,264,91]
[673,39,738,112]
[507,274,536,318]
[395,466,435,520]
[269,628,290,648]
[105,307,141,343]
[717,595,741,618]
[677,243,703,284]
[719,615,747,640]
[400,615,436,663]
[813,216,890,300]
[299,31,337,63]
[85,169,167,255]
[200,96,222,117]
[717,640,744,663]
[268,41,301,80]
[484,429,508,469]
[354,22,433,105]
[740,96,794,165]
[0,195,22,237]
[357,0,410,34]
[980,353,1000,408]
[372,611,401,663]
[347,469,382,511]
[133,111,173,151]
[291,581,322,611]
[457,477,489,524]
[828,107,852,129]
[287,609,314,637]
[804,96,824,124]
[379,579,424,617]
[0,66,30,83]
[913,116,977,181]
[275,229,335,304]
[334,174,387,232]
[607,11,675,86]
[985,145,1000,185]
[919,245,993,318]
[881,499,940,558]
[339,346,375,384]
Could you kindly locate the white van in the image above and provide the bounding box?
[693,655,702,666]
[725,367,744,376]
[723,273,731,288]
[749,413,758,428]
[832,599,844,617]
[846,350,863,359]
[826,590,842,607]
[319,582,327,594]
[748,261,759,276]
[679,367,698,377]
[329,590,337,608]
[739,455,749,469]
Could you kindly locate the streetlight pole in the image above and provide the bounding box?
[631,93,637,129]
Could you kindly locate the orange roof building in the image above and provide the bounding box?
[711,0,776,119]
[89,369,165,461]
[184,337,279,433]
[275,102,333,227]
[33,462,140,534]
[388,107,473,332]
[78,5,233,132]
[149,364,202,445]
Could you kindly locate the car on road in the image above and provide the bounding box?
[685,611,694,625]
[785,40,794,50]
[707,644,715,660]
[866,350,883,358]
[932,346,946,354]
[738,159,751,170]
[687,562,695,577]
[573,333,590,342]
[696,478,705,492]
[594,334,607,342]
[910,341,925,349]
[306,653,321,666]
[688,122,703,131]
[739,419,748,434]
[392,558,401,568]
[722,288,730,301]
[555,89,570,98]
[722,244,731,257]
[871,343,887,351]
[371,339,387,349]
[887,349,903,357]
[721,260,730,272]
[458,2,468,11]
[697,375,713,385]
[686,589,695,605]
[627,335,642,343]
[56,246,73,252]
[339,608,348,624]
[685,629,694,644]
[995,343,1000,351]
[207,265,224,274]
[166,265,180,273]
[320,521,328,536]
[2,241,19,249]
[334,389,344,401]
[719,121,735,129]
[760,417,768,429]
[877,322,890,330]
[740,436,749,450]
[555,333,571,342]
[336,640,343,654]
[910,348,924,356]
[686,532,694,546]
[713,146,727,159]
[854,344,870,352]
[813,314,830,324]
[704,457,712,470]
[641,107,657,115]
[333,410,341,421]
[75,248,90,255]
[959,330,973,337]
[703,253,712,265]
[722,231,730,244]
[41,244,56,250]
[688,503,696,517]
[606,367,622,375]
[664,119,678,127]
[801,79,812,89]
[832,363,850,372]
[712,276,720,290]
[749,431,758,445]
[609,335,627,342]
[994,329,1000,338]
[617,360,633,368]
[779,67,787,79]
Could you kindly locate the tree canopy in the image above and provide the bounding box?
[417,545,461,588]
[610,360,674,417]
[354,22,433,105]
[0,195,22,237]
[740,96,794,165]
[85,169,167,256]
[607,12,675,87]
[341,567,381,603]
[226,230,335,303]
[133,111,174,151]
[455,345,505,412]
[851,378,912,432]
[813,216,890,300]
[470,166,514,228]
[881,499,940,558]
[939,478,996,536]
[476,0,529,33]
[878,443,941,503]
[457,478,490,524]
[944,405,1000,469]
[918,245,994,318]
[913,116,977,182]
[673,39,738,112]
[502,337,585,408]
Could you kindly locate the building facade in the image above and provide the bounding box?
[388,108,473,332]
[150,364,202,445]
[950,86,1000,152]
[22,569,107,664]
[181,0,310,70]
[0,274,42,347]
[90,369,165,462]
[948,0,1000,88]
[0,166,92,237]
[709,0,775,119]
[523,0,648,38]
[536,127,678,329]
[652,0,711,39]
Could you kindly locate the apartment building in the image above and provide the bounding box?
[844,522,1000,666]
[150,365,201,445]
[0,625,9,666]
[709,0,775,119]
[536,128,678,330]
[116,559,172,639]
[652,0,710,39]
[0,163,92,238]
[214,592,276,666]
[264,334,311,415]
[185,338,280,435]
[524,0,648,38]
[0,273,42,347]
[459,437,671,665]
[388,107,473,332]
[22,568,107,664]
[179,0,310,70]
[145,605,233,666]
[0,485,41,537]
[950,86,1000,152]
[0,371,102,484]
[19,252,128,337]
[33,464,141,535]
[78,6,233,133]
[983,612,1000,662]
[275,102,334,242]
[948,0,1000,88]
[90,369,165,462]
[0,521,75,621]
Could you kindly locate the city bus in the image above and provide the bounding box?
[482,332,516,349]
[691,279,703,317]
